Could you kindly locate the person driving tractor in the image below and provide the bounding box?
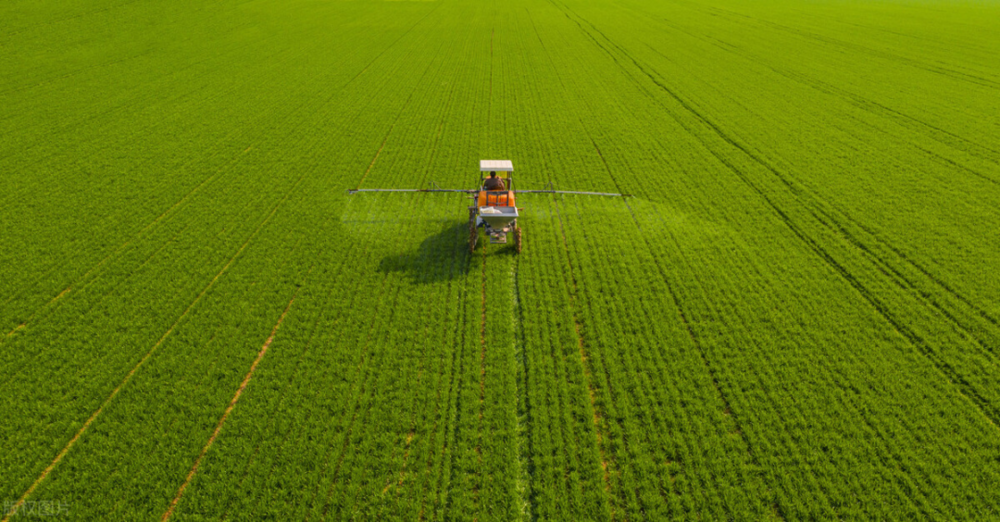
[484,172,505,191]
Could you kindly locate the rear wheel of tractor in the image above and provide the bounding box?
[514,226,522,253]
[469,211,478,253]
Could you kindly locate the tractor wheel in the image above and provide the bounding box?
[469,210,478,253]
[514,226,522,253]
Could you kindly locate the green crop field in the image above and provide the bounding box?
[3,0,1000,519]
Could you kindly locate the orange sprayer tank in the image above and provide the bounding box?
[478,191,516,207]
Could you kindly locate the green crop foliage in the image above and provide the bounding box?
[2,0,1000,519]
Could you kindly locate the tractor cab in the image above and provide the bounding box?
[470,160,521,252]
[477,160,516,208]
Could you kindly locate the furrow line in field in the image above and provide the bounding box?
[691,93,1000,350]
[0,98,251,313]
[613,196,787,520]
[217,264,358,519]
[488,26,495,130]
[390,313,434,504]
[510,251,534,522]
[352,34,444,192]
[564,5,1000,368]
[645,16,1000,167]
[636,37,1000,355]
[313,261,406,519]
[416,79,460,188]
[161,278,306,521]
[550,198,613,497]
[340,2,444,92]
[633,28,1000,350]
[1,7,271,104]
[0,0,146,41]
[0,47,157,98]
[221,230,366,519]
[0,25,289,158]
[701,143,1000,430]
[166,195,347,518]
[799,192,1000,353]
[525,14,637,513]
[0,172,306,522]
[0,26,334,329]
[387,243,447,502]
[470,242,487,514]
[411,223,468,519]
[570,126,786,515]
[1,52,395,391]
[645,195,938,517]
[695,3,1000,90]
[529,4,1000,504]
[781,64,1000,163]
[527,11,790,496]
[225,199,397,519]
[0,143,254,326]
[630,14,1000,393]
[0,216,198,393]
[437,251,475,518]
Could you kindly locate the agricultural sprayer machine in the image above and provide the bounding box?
[349,160,627,253]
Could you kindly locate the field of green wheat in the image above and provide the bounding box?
[3,0,1000,519]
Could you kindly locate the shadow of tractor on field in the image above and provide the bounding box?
[378,221,473,284]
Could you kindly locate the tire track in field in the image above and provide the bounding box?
[384,229,458,504]
[0,217,199,391]
[469,239,487,514]
[0,76,259,312]
[417,271,456,520]
[0,145,253,344]
[633,20,1000,355]
[215,232,362,520]
[526,10,630,514]
[637,23,1000,360]
[162,199,346,519]
[436,251,475,518]
[3,4,431,317]
[351,14,447,192]
[532,11,786,507]
[510,250,534,522]
[0,0,146,41]
[692,3,1000,90]
[550,198,615,503]
[1,173,306,522]
[0,30,313,330]
[0,47,156,98]
[659,52,1000,344]
[611,199,787,519]
[3,15,422,344]
[556,2,1000,430]
[575,151,785,518]
[161,277,305,522]
[231,203,382,519]
[646,16,1000,174]
[471,232,530,519]
[673,117,1000,431]
[340,2,444,92]
[0,0,256,99]
[311,256,406,519]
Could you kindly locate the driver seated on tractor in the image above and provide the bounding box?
[483,172,505,191]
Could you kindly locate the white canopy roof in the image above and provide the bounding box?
[480,159,513,172]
